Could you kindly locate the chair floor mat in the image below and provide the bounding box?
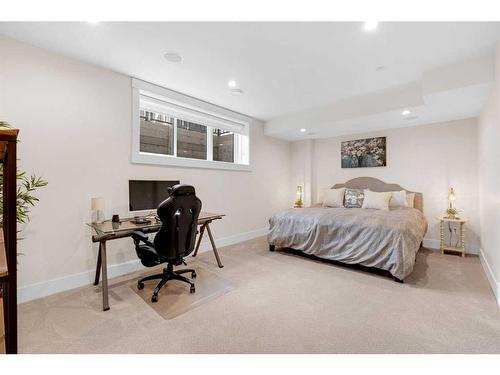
[132,264,235,320]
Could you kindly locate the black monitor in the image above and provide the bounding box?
[128,180,180,211]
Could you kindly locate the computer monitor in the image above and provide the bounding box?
[128,180,180,212]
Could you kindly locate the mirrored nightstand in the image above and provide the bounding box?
[438,217,467,257]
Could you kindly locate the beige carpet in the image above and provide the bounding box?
[19,237,500,353]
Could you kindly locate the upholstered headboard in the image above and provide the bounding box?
[332,177,423,212]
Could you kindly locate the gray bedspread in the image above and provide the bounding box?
[268,207,428,280]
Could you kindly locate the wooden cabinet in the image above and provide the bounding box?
[0,128,18,354]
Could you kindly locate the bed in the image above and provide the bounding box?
[267,177,428,281]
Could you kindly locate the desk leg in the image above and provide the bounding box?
[206,223,224,268]
[93,248,102,286]
[99,241,110,311]
[193,224,206,257]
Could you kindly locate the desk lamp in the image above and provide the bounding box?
[91,197,105,223]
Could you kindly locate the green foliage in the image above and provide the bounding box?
[0,121,47,230]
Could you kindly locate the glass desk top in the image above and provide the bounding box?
[87,212,224,236]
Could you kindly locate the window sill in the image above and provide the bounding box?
[131,152,251,172]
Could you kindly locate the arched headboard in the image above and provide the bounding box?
[332,177,423,212]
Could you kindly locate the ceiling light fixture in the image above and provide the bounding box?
[230,88,244,96]
[164,51,183,63]
[228,80,237,88]
[402,109,411,116]
[300,128,307,133]
[363,21,379,32]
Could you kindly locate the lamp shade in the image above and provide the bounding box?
[448,188,456,202]
[91,197,105,211]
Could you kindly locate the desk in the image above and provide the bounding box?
[87,212,225,311]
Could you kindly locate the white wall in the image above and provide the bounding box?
[478,41,500,305]
[0,36,292,300]
[291,118,480,253]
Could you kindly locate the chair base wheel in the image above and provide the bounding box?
[137,282,144,290]
[190,286,195,293]
[191,271,197,279]
[151,294,158,303]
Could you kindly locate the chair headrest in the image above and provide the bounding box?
[168,184,196,197]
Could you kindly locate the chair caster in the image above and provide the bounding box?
[191,271,197,279]
[137,282,144,290]
[190,285,195,293]
[151,294,158,303]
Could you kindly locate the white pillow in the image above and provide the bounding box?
[361,190,392,210]
[389,190,408,208]
[406,193,415,208]
[323,188,346,208]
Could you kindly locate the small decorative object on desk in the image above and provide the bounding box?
[112,214,120,223]
[446,187,460,219]
[294,185,304,208]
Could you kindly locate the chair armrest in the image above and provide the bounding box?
[131,231,154,248]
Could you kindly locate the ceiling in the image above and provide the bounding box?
[0,22,499,140]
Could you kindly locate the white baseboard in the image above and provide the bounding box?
[422,238,478,255]
[18,227,269,304]
[479,248,500,308]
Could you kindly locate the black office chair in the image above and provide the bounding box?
[131,184,202,302]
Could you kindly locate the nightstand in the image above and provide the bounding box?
[438,217,467,257]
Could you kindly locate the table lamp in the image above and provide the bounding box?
[294,185,304,208]
[446,187,458,219]
[91,197,105,223]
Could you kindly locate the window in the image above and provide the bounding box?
[139,110,174,155]
[132,79,250,171]
[212,129,234,163]
[177,120,207,160]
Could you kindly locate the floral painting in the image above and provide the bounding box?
[341,137,386,168]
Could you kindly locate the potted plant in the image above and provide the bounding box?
[0,121,47,243]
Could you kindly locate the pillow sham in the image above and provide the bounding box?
[389,190,408,208]
[344,188,365,208]
[323,188,346,208]
[361,190,392,210]
[406,192,415,208]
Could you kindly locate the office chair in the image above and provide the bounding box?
[131,184,202,302]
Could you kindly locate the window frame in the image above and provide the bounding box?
[131,78,251,171]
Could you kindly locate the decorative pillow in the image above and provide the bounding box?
[389,190,408,208]
[344,188,365,208]
[323,188,346,208]
[362,190,392,210]
[406,192,415,208]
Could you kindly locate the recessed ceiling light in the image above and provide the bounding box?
[300,128,307,133]
[363,21,379,32]
[228,80,237,88]
[230,88,244,96]
[402,109,411,116]
[164,51,183,63]
[87,21,99,24]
